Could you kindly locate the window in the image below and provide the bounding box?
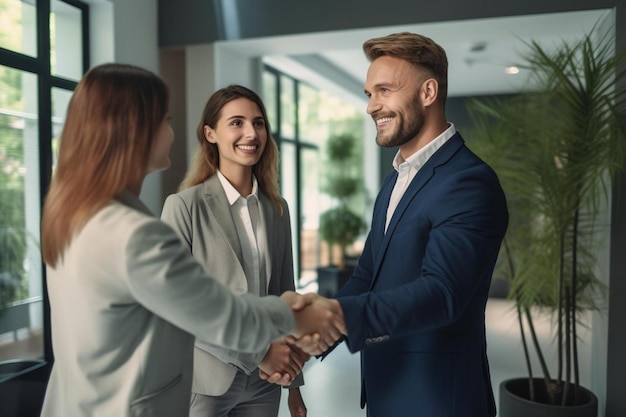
[262,65,365,289]
[0,0,88,386]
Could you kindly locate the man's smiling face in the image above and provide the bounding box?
[364,55,426,149]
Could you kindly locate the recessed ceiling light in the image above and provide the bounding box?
[505,66,520,75]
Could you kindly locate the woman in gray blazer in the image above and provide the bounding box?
[40,65,344,417]
[161,85,308,417]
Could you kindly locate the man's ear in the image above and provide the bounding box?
[421,78,439,107]
[204,125,216,143]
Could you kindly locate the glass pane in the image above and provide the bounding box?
[300,147,321,287]
[279,76,295,139]
[315,91,367,218]
[262,70,277,134]
[0,0,37,56]
[298,83,324,143]
[50,0,83,81]
[0,67,44,369]
[51,87,73,169]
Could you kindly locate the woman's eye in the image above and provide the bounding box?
[231,120,242,127]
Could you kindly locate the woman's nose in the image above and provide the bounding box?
[243,123,257,138]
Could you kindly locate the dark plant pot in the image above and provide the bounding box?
[0,359,50,417]
[499,378,598,417]
[316,265,353,297]
[0,359,46,383]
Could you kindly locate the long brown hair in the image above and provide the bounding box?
[179,84,283,214]
[363,32,449,102]
[41,63,169,267]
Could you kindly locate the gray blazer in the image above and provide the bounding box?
[161,175,303,396]
[41,191,294,417]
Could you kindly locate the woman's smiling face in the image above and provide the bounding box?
[204,97,268,174]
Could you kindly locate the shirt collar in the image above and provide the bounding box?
[392,123,456,172]
[217,170,259,206]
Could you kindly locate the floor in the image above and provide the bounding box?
[0,329,43,362]
[277,297,592,417]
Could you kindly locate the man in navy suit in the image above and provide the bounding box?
[321,32,509,417]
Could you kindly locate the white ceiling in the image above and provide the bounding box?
[219,8,611,106]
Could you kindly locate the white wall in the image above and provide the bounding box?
[85,0,114,66]
[112,0,161,213]
[184,44,217,165]
[87,0,162,214]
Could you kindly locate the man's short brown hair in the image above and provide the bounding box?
[363,32,448,100]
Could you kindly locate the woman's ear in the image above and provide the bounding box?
[204,125,216,143]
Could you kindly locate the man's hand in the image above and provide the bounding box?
[280,291,346,355]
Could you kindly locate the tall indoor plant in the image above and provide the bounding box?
[468,27,626,415]
[318,132,366,269]
[317,133,366,296]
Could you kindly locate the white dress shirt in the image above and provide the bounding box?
[217,171,270,295]
[385,123,457,232]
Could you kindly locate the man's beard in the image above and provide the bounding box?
[375,101,424,148]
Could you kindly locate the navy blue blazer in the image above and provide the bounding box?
[335,133,508,417]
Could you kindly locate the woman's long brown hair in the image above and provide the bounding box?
[41,63,169,267]
[179,85,283,215]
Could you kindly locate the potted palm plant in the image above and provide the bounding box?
[467,27,626,416]
[317,133,366,296]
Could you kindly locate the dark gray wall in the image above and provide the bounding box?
[158,0,220,48]
[159,0,619,45]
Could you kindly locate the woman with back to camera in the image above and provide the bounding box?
[161,85,308,417]
[40,63,344,417]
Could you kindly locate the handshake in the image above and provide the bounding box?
[258,291,346,386]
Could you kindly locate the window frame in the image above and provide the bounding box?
[0,0,89,375]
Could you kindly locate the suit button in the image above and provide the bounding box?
[365,335,389,345]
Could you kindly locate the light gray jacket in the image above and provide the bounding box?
[41,191,293,417]
[161,175,303,396]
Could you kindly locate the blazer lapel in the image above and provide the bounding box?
[372,171,396,248]
[202,176,244,266]
[368,171,398,288]
[259,193,279,294]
